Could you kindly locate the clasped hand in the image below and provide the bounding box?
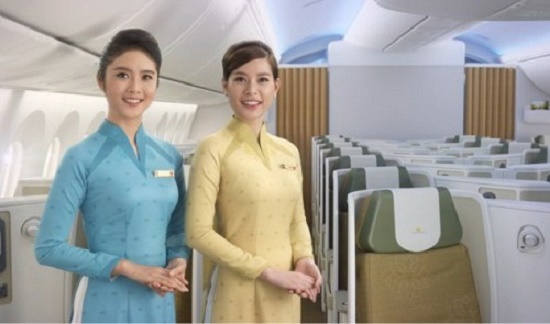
[288,257,322,302]
[259,257,322,302]
[149,258,189,296]
[112,258,188,297]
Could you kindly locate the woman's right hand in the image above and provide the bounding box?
[111,259,184,296]
[258,267,315,293]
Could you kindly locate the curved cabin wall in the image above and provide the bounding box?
[54,111,80,161]
[11,110,46,178]
[0,88,197,193]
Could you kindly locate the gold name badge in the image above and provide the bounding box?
[153,170,175,178]
[280,164,297,170]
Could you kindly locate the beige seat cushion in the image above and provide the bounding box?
[356,244,481,323]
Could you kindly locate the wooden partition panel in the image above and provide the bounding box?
[276,67,328,225]
[465,67,515,139]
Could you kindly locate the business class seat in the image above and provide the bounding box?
[313,141,354,260]
[316,145,372,245]
[488,141,535,154]
[494,163,550,181]
[531,144,549,164]
[349,187,481,323]
[325,154,386,220]
[319,151,384,315]
[327,166,433,322]
[334,166,415,287]
[382,153,457,165]
[438,146,489,158]
[315,145,367,239]
[449,189,550,323]
[405,163,494,178]
[313,141,354,217]
[313,139,353,216]
[434,176,550,202]
[465,153,525,168]
[325,154,385,234]
[479,198,550,322]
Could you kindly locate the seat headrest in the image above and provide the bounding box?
[338,166,413,212]
[329,155,379,191]
[356,187,462,253]
[534,145,549,163]
[329,146,369,157]
[446,135,460,143]
[336,154,385,169]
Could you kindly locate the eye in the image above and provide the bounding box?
[143,74,154,81]
[259,76,271,83]
[116,72,129,79]
[233,76,246,83]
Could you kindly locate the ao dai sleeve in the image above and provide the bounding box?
[34,148,121,280]
[288,146,314,264]
[165,151,191,261]
[186,139,268,280]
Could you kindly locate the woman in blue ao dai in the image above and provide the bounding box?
[35,29,190,323]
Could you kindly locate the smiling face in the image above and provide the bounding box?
[98,49,158,126]
[223,57,279,130]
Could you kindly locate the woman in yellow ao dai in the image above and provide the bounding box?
[186,41,322,323]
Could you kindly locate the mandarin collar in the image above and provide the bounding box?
[227,117,271,169]
[98,119,147,176]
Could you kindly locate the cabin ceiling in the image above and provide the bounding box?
[375,0,550,20]
[2,0,550,105]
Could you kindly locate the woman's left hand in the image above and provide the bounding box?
[290,258,322,302]
[150,258,189,296]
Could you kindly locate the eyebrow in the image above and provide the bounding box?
[112,66,156,75]
[231,70,272,77]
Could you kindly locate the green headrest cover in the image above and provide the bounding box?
[356,187,462,253]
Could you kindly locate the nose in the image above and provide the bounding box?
[244,80,258,94]
[128,77,141,93]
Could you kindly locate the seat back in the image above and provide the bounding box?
[326,155,382,227]
[336,167,414,290]
[507,142,534,154]
[532,145,549,164]
[352,187,480,323]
